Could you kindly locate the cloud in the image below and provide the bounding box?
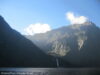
[66,12,88,24]
[24,23,51,35]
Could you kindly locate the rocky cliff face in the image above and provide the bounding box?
[26,21,100,67]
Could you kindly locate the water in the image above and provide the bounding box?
[0,68,100,75]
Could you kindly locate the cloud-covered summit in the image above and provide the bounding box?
[66,12,88,24]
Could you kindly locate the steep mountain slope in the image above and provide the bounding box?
[26,21,100,67]
[0,16,58,67]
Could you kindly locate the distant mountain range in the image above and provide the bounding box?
[26,21,100,67]
[1,15,100,68]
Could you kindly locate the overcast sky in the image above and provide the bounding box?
[0,0,100,35]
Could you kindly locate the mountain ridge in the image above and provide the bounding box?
[26,21,100,67]
[0,16,58,67]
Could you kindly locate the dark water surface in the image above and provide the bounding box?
[0,68,100,75]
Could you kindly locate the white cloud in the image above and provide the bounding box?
[66,12,88,24]
[24,23,51,35]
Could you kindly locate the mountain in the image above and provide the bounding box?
[0,16,59,67]
[26,21,100,67]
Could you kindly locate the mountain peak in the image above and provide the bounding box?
[70,21,95,29]
[0,15,3,19]
[81,21,95,25]
[0,16,11,31]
